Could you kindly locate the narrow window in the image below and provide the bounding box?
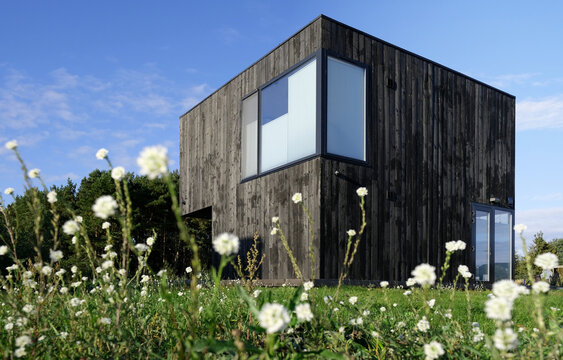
[241,92,258,178]
[260,58,317,172]
[327,57,366,161]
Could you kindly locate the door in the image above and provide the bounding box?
[472,204,514,282]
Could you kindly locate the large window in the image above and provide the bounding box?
[261,59,317,172]
[241,51,367,179]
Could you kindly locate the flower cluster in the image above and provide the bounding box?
[445,240,466,252]
[137,145,169,179]
[258,303,290,333]
[411,263,436,286]
[212,232,239,256]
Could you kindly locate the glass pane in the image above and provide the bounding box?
[327,57,366,160]
[241,93,258,178]
[475,210,490,281]
[261,59,316,172]
[494,211,512,280]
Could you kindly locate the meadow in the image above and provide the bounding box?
[1,140,562,359]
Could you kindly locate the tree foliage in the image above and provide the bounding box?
[1,170,211,276]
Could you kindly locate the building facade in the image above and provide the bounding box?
[179,15,515,283]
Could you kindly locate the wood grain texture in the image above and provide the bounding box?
[180,15,515,282]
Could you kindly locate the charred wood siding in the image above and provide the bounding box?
[318,17,515,281]
[180,18,323,280]
[179,15,515,282]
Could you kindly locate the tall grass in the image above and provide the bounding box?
[1,140,561,359]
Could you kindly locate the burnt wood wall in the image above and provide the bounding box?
[180,15,515,282]
[318,17,515,281]
[180,18,323,280]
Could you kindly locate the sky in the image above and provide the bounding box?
[1,1,562,253]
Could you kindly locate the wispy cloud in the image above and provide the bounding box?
[515,207,563,253]
[516,94,563,130]
[487,73,540,88]
[217,27,242,45]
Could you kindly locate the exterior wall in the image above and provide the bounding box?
[180,15,515,282]
[318,18,515,281]
[180,18,323,279]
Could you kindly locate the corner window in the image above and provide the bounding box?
[261,59,317,172]
[241,51,367,180]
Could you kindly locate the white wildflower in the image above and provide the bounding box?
[4,187,15,195]
[101,260,113,270]
[185,266,192,274]
[157,269,166,277]
[111,166,126,180]
[380,306,386,312]
[485,297,513,321]
[102,222,110,229]
[22,304,34,313]
[424,341,445,360]
[15,335,32,347]
[63,220,80,235]
[137,145,169,179]
[406,277,417,287]
[41,265,53,276]
[96,148,108,159]
[47,191,57,203]
[338,326,345,334]
[403,290,412,296]
[71,265,78,273]
[270,227,279,235]
[6,264,18,271]
[411,263,436,286]
[258,303,291,333]
[70,298,84,307]
[56,269,66,277]
[92,195,118,219]
[15,348,27,358]
[49,249,63,262]
[472,327,484,342]
[303,281,314,291]
[253,289,262,298]
[513,224,527,234]
[493,327,518,351]
[135,243,149,252]
[458,265,472,278]
[146,237,155,246]
[60,287,68,294]
[28,168,40,178]
[271,216,279,223]
[4,322,14,330]
[0,245,8,255]
[294,303,314,322]
[212,232,239,256]
[71,281,82,288]
[532,281,550,293]
[427,299,436,308]
[492,280,521,302]
[75,216,83,223]
[71,236,77,244]
[291,192,302,204]
[534,253,558,270]
[140,275,150,283]
[346,229,356,236]
[349,296,358,305]
[417,316,430,332]
[300,292,308,301]
[380,281,389,288]
[356,187,368,197]
[60,331,68,339]
[5,140,17,150]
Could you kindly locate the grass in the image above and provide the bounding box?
[2,141,562,359]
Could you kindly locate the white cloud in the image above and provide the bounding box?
[515,207,563,253]
[516,94,563,130]
[487,73,540,89]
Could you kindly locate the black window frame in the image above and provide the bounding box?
[240,49,370,183]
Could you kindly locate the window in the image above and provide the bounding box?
[241,51,367,179]
[261,59,317,172]
[327,57,366,161]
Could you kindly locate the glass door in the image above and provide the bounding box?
[472,204,514,282]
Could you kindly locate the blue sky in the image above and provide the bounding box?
[1,1,562,252]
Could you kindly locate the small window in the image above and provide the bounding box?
[327,57,366,161]
[261,58,317,172]
[241,93,258,178]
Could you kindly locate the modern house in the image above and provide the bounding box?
[179,15,515,283]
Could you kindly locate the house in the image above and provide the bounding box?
[179,15,515,283]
